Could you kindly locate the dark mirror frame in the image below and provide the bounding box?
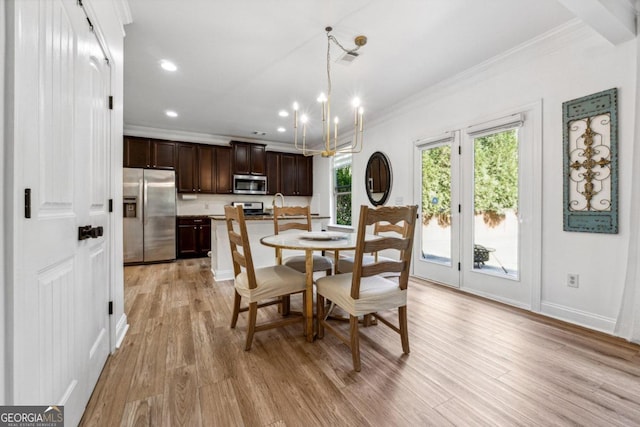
[365,151,392,206]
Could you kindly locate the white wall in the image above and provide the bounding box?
[317,21,637,334]
[1,0,6,405]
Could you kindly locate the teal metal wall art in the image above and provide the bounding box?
[562,88,618,233]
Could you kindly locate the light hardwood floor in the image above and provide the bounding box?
[80,258,640,426]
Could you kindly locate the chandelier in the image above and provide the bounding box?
[293,27,367,157]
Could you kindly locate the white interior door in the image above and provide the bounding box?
[413,106,541,309]
[11,1,111,425]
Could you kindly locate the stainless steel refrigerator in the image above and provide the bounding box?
[123,168,176,264]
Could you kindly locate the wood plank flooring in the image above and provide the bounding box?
[80,259,640,426]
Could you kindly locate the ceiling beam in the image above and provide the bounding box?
[557,0,637,44]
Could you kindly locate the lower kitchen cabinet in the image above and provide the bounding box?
[177,217,211,258]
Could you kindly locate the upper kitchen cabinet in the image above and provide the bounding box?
[266,151,280,195]
[216,146,233,194]
[281,153,313,196]
[177,143,216,193]
[231,141,266,175]
[124,136,175,169]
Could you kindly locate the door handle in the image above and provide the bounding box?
[78,225,104,240]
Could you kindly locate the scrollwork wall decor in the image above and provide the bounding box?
[562,88,618,233]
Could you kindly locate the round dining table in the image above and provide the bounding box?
[260,231,358,342]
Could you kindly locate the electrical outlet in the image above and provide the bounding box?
[567,273,579,288]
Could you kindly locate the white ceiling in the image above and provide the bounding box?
[123,0,577,146]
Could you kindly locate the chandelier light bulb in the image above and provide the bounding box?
[301,114,309,123]
[317,93,327,103]
[293,102,299,111]
[352,97,361,108]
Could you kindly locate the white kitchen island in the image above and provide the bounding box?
[209,214,331,281]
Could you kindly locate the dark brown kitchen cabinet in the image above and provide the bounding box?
[266,151,280,195]
[177,217,211,258]
[176,143,217,194]
[176,143,197,193]
[280,153,313,196]
[215,146,233,193]
[124,136,175,169]
[198,145,215,193]
[231,141,266,175]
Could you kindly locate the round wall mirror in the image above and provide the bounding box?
[365,151,392,206]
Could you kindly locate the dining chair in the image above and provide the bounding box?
[315,204,418,371]
[224,205,307,350]
[273,205,333,276]
[336,220,405,275]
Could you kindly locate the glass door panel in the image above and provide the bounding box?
[422,145,452,265]
[414,135,460,287]
[472,129,519,279]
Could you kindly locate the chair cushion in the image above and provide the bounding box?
[283,255,333,273]
[235,265,306,303]
[316,273,407,317]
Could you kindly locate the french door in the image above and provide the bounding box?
[414,107,541,308]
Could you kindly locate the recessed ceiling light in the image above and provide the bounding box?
[278,110,289,117]
[165,110,178,118]
[277,127,286,132]
[160,60,177,72]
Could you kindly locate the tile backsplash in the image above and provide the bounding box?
[176,193,314,216]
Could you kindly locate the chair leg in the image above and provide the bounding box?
[363,314,373,327]
[245,302,258,351]
[317,293,325,338]
[349,315,361,372]
[281,295,291,316]
[230,291,241,328]
[399,306,410,354]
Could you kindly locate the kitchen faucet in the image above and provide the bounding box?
[272,192,285,209]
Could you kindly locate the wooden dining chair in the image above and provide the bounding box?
[225,205,307,350]
[273,205,333,276]
[315,205,418,371]
[336,220,405,275]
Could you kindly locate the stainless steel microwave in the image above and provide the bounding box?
[233,174,267,195]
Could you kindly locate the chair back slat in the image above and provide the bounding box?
[363,236,410,254]
[350,205,418,298]
[361,260,404,277]
[278,222,309,232]
[273,206,313,234]
[273,205,313,262]
[224,205,258,289]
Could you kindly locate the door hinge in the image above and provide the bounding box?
[458,262,461,271]
[458,204,461,213]
[24,188,32,218]
[108,301,113,315]
[108,198,113,212]
[108,96,113,110]
[458,146,461,155]
[77,0,83,5]
[86,17,93,31]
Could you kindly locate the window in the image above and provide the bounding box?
[333,153,352,226]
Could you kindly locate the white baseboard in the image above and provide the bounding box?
[114,314,129,349]
[213,268,234,282]
[540,301,616,334]
[460,287,532,311]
